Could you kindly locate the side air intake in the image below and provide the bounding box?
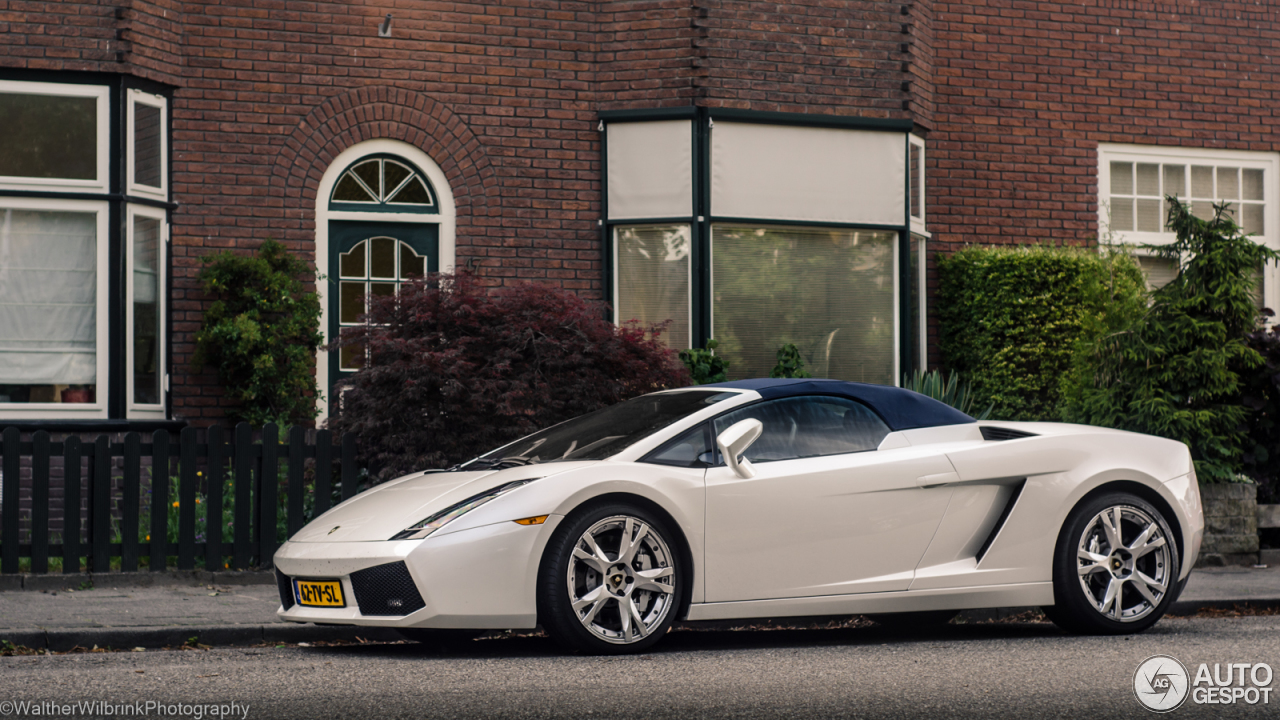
[980,426,1038,441]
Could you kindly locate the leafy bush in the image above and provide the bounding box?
[1243,316,1280,502]
[329,272,691,481]
[769,343,812,379]
[902,369,992,420]
[1065,200,1278,483]
[679,339,730,384]
[194,240,323,426]
[938,245,1147,421]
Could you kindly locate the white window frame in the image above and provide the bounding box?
[0,81,109,194]
[126,204,168,419]
[0,197,110,420]
[909,135,927,236]
[126,89,168,200]
[1098,144,1280,315]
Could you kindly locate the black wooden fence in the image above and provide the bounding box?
[0,423,361,575]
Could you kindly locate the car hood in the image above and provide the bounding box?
[288,463,582,543]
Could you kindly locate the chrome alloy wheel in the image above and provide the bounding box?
[566,515,676,645]
[1075,505,1172,623]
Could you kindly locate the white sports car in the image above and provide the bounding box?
[274,379,1204,653]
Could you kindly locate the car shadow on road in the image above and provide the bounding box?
[293,620,1070,660]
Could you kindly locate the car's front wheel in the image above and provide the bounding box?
[1047,492,1180,634]
[538,502,684,654]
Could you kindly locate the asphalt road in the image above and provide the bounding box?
[2,616,1278,719]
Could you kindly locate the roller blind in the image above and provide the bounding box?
[606,121,693,220]
[711,122,906,225]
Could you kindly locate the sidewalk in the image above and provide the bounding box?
[2,565,1278,651]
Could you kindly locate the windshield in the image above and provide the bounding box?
[460,390,737,469]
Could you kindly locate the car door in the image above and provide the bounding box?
[703,395,957,603]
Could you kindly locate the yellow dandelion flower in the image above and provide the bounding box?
[172,501,180,508]
[146,535,151,541]
[197,471,203,477]
[195,498,201,504]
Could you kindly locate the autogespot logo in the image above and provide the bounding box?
[1134,654,1191,713]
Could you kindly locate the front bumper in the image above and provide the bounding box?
[273,515,563,630]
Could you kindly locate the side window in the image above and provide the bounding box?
[712,396,889,463]
[643,423,714,468]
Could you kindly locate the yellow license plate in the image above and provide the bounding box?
[294,579,345,608]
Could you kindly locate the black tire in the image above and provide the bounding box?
[396,628,482,647]
[867,610,959,629]
[1047,491,1180,635]
[538,502,686,654]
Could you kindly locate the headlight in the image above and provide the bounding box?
[390,480,534,540]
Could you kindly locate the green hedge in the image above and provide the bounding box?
[938,245,1146,422]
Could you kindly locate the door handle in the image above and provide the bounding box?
[917,471,959,488]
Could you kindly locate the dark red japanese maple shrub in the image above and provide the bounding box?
[328,271,692,481]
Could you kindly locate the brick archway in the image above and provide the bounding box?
[272,85,496,216]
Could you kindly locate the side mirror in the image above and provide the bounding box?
[717,419,763,479]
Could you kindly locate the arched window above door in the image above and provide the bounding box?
[329,155,439,213]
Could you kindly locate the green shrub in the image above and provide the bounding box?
[193,240,324,426]
[938,245,1147,421]
[902,369,992,420]
[769,343,812,379]
[1065,200,1279,483]
[679,339,730,385]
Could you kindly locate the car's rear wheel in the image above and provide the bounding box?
[538,503,684,654]
[1047,492,1180,634]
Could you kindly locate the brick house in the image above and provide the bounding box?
[1,0,1277,433]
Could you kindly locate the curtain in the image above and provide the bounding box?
[0,208,97,386]
[615,225,691,350]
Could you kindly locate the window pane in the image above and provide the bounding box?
[332,173,376,203]
[370,282,395,298]
[388,176,432,205]
[1217,167,1240,199]
[339,241,366,278]
[1110,198,1134,231]
[0,93,97,180]
[399,243,425,280]
[1163,165,1186,198]
[644,424,713,468]
[353,160,381,199]
[0,209,98,404]
[1243,203,1265,236]
[1137,255,1178,292]
[383,161,411,196]
[1191,200,1214,221]
[910,234,924,372]
[616,225,691,350]
[909,142,923,219]
[1250,265,1265,312]
[712,225,895,384]
[133,102,163,188]
[1191,166,1214,198]
[712,396,889,463]
[1110,162,1133,195]
[339,343,364,372]
[1136,163,1159,196]
[339,282,364,323]
[370,237,396,278]
[1136,198,1162,232]
[132,215,161,405]
[1243,169,1264,201]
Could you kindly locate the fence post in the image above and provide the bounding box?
[63,436,81,574]
[178,427,197,570]
[259,423,279,568]
[91,436,110,573]
[314,429,332,516]
[287,426,305,538]
[149,430,170,571]
[1,427,19,574]
[233,423,252,570]
[341,433,357,501]
[206,426,224,571]
[31,431,50,574]
[122,433,141,572]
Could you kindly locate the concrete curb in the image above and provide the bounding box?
[3,571,275,592]
[6,598,1277,652]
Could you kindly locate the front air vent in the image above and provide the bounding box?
[350,561,426,616]
[980,426,1038,441]
[275,569,295,610]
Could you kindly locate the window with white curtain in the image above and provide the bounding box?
[711,225,897,384]
[0,201,108,413]
[614,225,691,350]
[1099,145,1278,312]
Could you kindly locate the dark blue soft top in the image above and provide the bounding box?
[699,378,975,431]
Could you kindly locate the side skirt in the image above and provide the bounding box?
[684,582,1054,621]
